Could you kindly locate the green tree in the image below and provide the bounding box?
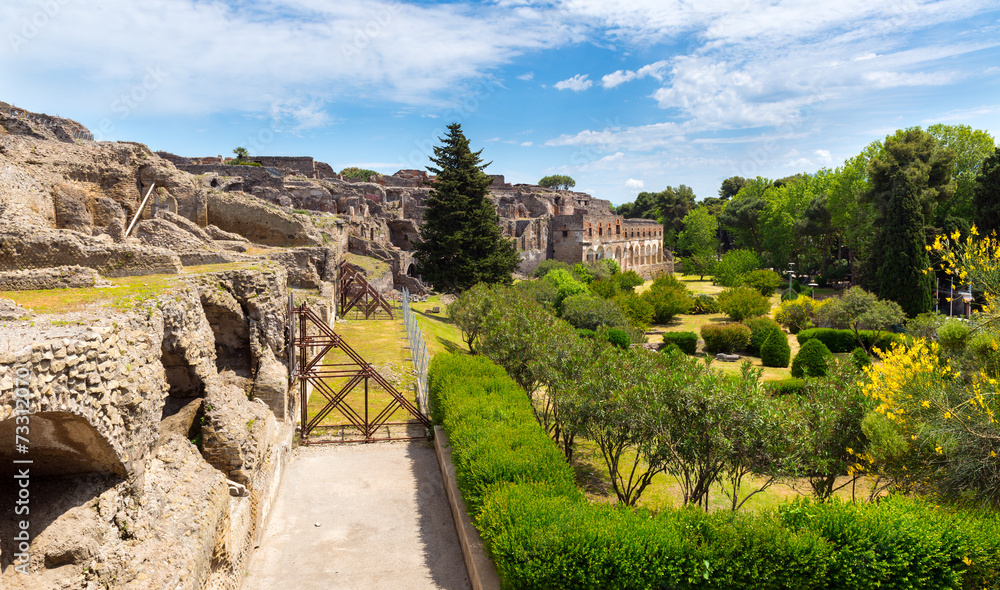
[677,206,718,256]
[719,177,770,254]
[973,146,1000,235]
[232,146,249,162]
[414,123,520,292]
[339,166,378,181]
[816,286,906,354]
[448,283,498,352]
[719,176,748,199]
[717,286,771,322]
[861,129,955,315]
[538,174,576,190]
[927,124,995,225]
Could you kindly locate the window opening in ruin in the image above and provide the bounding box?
[407,263,416,277]
[370,228,374,240]
[616,225,620,236]
[599,227,603,237]
[203,300,252,378]
[562,230,568,237]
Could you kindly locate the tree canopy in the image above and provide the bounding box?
[539,174,576,190]
[414,123,520,292]
[339,166,378,181]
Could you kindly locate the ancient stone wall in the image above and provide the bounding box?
[206,191,323,247]
[249,156,315,178]
[0,266,109,290]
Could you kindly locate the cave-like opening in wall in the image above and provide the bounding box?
[160,345,205,421]
[202,298,252,378]
[0,412,126,479]
[407,263,416,277]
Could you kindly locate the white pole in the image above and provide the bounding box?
[124,183,156,238]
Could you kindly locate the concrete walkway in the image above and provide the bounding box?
[243,442,470,590]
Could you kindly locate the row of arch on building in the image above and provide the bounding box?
[585,241,666,269]
[585,219,662,240]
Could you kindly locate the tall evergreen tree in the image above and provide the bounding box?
[861,129,955,316]
[414,123,519,293]
[973,146,1000,236]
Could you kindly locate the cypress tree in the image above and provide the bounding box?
[861,129,955,317]
[414,123,520,293]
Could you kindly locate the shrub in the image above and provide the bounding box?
[613,292,654,328]
[532,259,571,278]
[689,293,719,314]
[589,277,621,299]
[791,338,833,378]
[744,269,783,296]
[936,318,971,353]
[662,342,683,356]
[797,328,900,353]
[717,286,771,322]
[701,322,752,354]
[766,378,805,395]
[714,248,761,287]
[613,269,644,291]
[773,295,826,334]
[576,328,597,339]
[542,268,588,312]
[560,293,628,331]
[849,347,871,369]
[661,331,698,355]
[603,328,630,350]
[905,311,946,339]
[744,316,783,356]
[761,329,791,368]
[967,331,1000,377]
[641,276,693,323]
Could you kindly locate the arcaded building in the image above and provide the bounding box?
[551,214,672,277]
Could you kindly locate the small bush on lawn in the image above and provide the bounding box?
[701,323,752,354]
[766,377,805,395]
[662,342,683,355]
[714,248,761,287]
[796,328,900,353]
[792,338,833,378]
[717,286,771,322]
[689,293,719,314]
[614,269,645,291]
[761,329,791,368]
[744,317,783,356]
[613,292,654,329]
[968,331,1000,377]
[849,347,871,369]
[774,295,826,334]
[744,269,783,296]
[661,331,698,355]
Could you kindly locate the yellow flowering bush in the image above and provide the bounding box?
[773,295,829,334]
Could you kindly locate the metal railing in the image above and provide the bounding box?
[402,287,430,416]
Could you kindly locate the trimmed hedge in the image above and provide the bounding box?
[797,328,900,353]
[792,338,832,379]
[745,317,783,356]
[761,329,791,368]
[662,331,698,355]
[702,322,752,354]
[430,352,1000,590]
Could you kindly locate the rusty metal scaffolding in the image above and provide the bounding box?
[291,302,429,444]
[338,261,395,320]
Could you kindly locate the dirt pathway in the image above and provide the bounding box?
[242,442,469,590]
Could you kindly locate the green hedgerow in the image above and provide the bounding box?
[744,316,783,356]
[792,338,833,378]
[717,286,771,322]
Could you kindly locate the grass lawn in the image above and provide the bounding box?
[407,295,465,357]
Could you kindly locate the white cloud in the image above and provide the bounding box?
[554,74,594,91]
[521,141,534,146]
[815,149,833,165]
[546,122,685,150]
[625,178,645,189]
[518,72,535,81]
[601,60,669,88]
[863,70,962,88]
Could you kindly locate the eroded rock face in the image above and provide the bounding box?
[206,190,323,247]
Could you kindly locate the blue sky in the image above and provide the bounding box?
[3,0,999,205]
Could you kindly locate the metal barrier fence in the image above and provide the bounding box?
[402,287,430,416]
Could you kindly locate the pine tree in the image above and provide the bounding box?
[414,123,520,293]
[973,147,1000,236]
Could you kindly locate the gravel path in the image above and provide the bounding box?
[243,441,469,590]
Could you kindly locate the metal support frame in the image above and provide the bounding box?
[338,261,395,320]
[290,302,429,444]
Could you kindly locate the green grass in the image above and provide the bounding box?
[407,295,465,357]
[345,252,390,278]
